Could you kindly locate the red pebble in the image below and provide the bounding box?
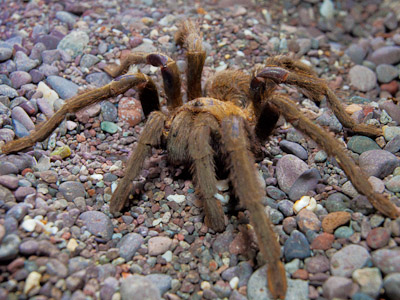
[381,81,399,95]
[21,168,33,176]
[366,227,390,249]
[310,233,335,250]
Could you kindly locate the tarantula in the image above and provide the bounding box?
[2,20,399,299]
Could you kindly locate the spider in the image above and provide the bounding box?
[2,20,399,299]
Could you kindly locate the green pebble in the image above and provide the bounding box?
[334,226,354,239]
[50,145,71,158]
[347,136,381,154]
[101,121,118,134]
[314,150,327,163]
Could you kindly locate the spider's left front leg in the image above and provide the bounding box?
[221,115,287,300]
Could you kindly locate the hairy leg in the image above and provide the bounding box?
[256,65,382,137]
[2,73,148,154]
[105,52,182,109]
[110,111,166,213]
[167,110,194,164]
[175,20,206,100]
[269,94,399,219]
[187,113,225,232]
[220,115,287,300]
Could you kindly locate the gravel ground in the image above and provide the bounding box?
[0,0,400,299]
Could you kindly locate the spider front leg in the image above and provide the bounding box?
[257,63,383,137]
[268,93,399,219]
[1,73,149,154]
[221,115,287,300]
[110,111,166,213]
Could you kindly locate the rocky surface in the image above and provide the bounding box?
[0,0,399,299]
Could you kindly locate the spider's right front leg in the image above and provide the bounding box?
[1,73,149,154]
[110,111,166,213]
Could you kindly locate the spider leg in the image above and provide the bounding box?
[110,111,166,213]
[269,94,400,219]
[175,20,206,100]
[220,115,287,300]
[187,113,225,232]
[1,73,149,154]
[256,66,383,137]
[167,110,194,164]
[105,52,182,110]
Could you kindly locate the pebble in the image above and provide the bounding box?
[279,140,308,160]
[383,273,400,300]
[46,76,79,99]
[146,274,172,295]
[347,135,381,154]
[0,234,21,261]
[57,31,89,58]
[305,255,330,273]
[288,168,321,201]
[0,47,13,62]
[117,233,144,261]
[314,150,327,163]
[148,236,172,256]
[10,71,32,89]
[330,244,371,277]
[334,226,354,239]
[345,44,366,64]
[79,211,114,241]
[349,65,377,92]
[321,211,351,233]
[276,154,309,194]
[0,175,19,190]
[368,46,400,65]
[322,276,353,299]
[310,232,334,250]
[383,126,400,142]
[372,249,400,274]
[55,11,78,28]
[85,72,112,87]
[59,181,85,201]
[325,192,350,212]
[385,175,400,192]
[376,64,399,83]
[46,258,68,278]
[118,97,143,127]
[296,209,321,233]
[247,265,308,300]
[358,150,400,178]
[284,230,311,261]
[80,54,100,69]
[14,51,38,72]
[101,121,119,134]
[0,84,18,98]
[352,267,382,298]
[24,271,41,294]
[120,275,161,300]
[101,101,118,122]
[379,101,400,124]
[11,106,35,131]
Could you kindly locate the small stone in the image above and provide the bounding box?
[0,84,18,98]
[306,255,330,273]
[80,54,100,68]
[148,236,172,256]
[10,71,32,89]
[379,101,400,124]
[57,31,89,58]
[347,135,381,154]
[322,211,351,234]
[85,72,112,87]
[55,11,78,28]
[166,194,185,203]
[279,140,308,160]
[314,150,327,163]
[14,51,38,72]
[117,233,144,261]
[24,271,41,294]
[383,126,400,142]
[50,145,71,159]
[323,276,353,299]
[368,46,400,65]
[330,244,371,277]
[345,44,367,65]
[334,226,354,239]
[288,168,321,201]
[296,209,321,233]
[118,97,143,127]
[381,81,399,95]
[101,101,118,122]
[359,150,400,178]
[0,47,12,62]
[325,192,350,212]
[0,234,21,261]
[366,227,390,249]
[276,154,309,194]
[101,121,119,134]
[386,175,400,192]
[59,181,85,201]
[349,65,377,92]
[352,268,383,298]
[372,249,400,274]
[46,76,79,99]
[284,230,311,261]
[0,128,14,142]
[310,232,334,250]
[46,258,68,278]
[79,211,114,241]
[376,64,399,83]
[146,274,172,296]
[120,275,161,300]
[11,106,35,131]
[383,273,400,300]
[0,175,19,189]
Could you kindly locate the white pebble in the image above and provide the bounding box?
[37,81,58,104]
[293,196,317,214]
[229,277,239,289]
[90,174,103,181]
[201,281,211,290]
[21,219,37,232]
[162,250,172,262]
[24,271,41,294]
[216,179,229,192]
[166,194,185,204]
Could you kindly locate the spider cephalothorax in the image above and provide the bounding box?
[2,20,399,299]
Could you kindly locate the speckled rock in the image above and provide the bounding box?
[117,233,144,261]
[118,97,143,127]
[376,64,399,83]
[288,168,321,201]
[284,230,311,261]
[372,249,400,274]
[0,84,18,98]
[352,268,382,298]
[349,65,377,92]
[9,71,32,89]
[296,209,321,233]
[57,31,89,58]
[322,211,351,234]
[347,135,381,154]
[59,181,85,201]
[79,211,114,241]
[323,276,353,299]
[120,275,161,300]
[148,236,172,256]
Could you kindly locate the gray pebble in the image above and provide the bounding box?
[117,233,144,261]
[0,47,12,62]
[59,181,85,201]
[376,64,399,83]
[323,276,353,299]
[276,154,309,194]
[80,54,100,69]
[383,273,400,300]
[120,275,161,300]
[85,72,112,87]
[0,234,20,261]
[0,84,18,98]
[79,211,114,241]
[57,31,89,58]
[14,51,38,72]
[368,46,400,65]
[288,168,321,201]
[349,65,377,92]
[279,140,308,160]
[146,274,172,295]
[46,75,79,99]
[359,150,400,178]
[330,244,371,277]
